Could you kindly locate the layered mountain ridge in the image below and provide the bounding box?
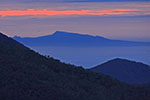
[0,32,150,99]
[13,31,150,47]
[91,58,150,84]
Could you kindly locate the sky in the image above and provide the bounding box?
[0,0,150,41]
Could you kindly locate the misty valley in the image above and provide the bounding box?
[14,31,150,68]
[30,46,150,68]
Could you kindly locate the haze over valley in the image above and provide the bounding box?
[13,31,150,68]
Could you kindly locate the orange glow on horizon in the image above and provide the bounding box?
[0,9,137,17]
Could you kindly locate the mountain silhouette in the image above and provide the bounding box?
[1,32,150,100]
[13,31,150,47]
[91,58,150,84]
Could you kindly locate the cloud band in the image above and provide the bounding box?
[0,9,137,17]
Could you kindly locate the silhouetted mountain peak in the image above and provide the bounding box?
[106,58,133,63]
[53,31,70,35]
[13,31,150,47]
[103,58,147,66]
[91,58,150,84]
[52,31,92,37]
[52,31,74,36]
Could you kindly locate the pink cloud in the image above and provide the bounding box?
[0,9,137,17]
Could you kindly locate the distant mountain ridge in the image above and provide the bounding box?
[13,31,150,47]
[2,32,150,99]
[91,58,150,84]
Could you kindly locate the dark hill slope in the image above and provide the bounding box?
[91,58,150,84]
[0,32,150,100]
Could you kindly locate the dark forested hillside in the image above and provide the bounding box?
[91,58,150,84]
[0,32,150,100]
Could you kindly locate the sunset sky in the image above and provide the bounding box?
[0,0,150,41]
